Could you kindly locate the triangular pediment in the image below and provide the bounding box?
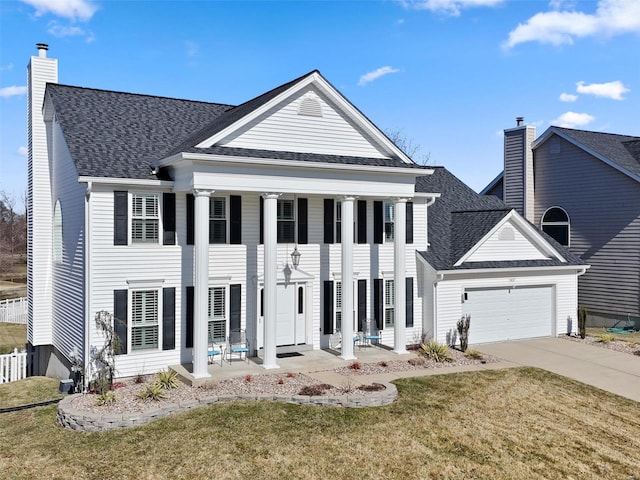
[195,71,411,162]
[455,211,565,266]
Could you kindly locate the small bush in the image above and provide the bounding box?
[348,361,361,370]
[285,372,296,378]
[134,373,146,384]
[277,378,284,385]
[420,340,452,363]
[96,390,117,406]
[633,350,640,357]
[378,361,388,368]
[245,374,253,382]
[137,382,168,401]
[358,383,386,392]
[599,333,615,344]
[298,384,333,396]
[156,370,179,390]
[465,349,484,360]
[408,357,426,366]
[111,381,126,390]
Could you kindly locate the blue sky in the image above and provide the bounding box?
[1,0,639,211]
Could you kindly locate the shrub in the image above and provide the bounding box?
[599,333,615,344]
[633,350,640,357]
[245,374,253,382]
[578,305,587,339]
[96,390,117,406]
[277,378,284,385]
[457,314,471,352]
[465,349,484,360]
[348,361,361,370]
[420,340,452,363]
[134,373,146,384]
[298,384,333,396]
[137,382,168,401]
[358,383,385,392]
[378,361,388,368]
[156,370,179,390]
[408,357,426,366]
[285,372,296,378]
[111,381,126,390]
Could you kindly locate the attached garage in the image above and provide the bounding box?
[463,286,553,344]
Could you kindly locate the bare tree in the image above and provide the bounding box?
[0,190,27,279]
[384,129,431,166]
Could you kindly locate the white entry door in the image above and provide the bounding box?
[276,283,296,346]
[463,286,553,344]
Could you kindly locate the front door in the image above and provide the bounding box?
[276,283,296,345]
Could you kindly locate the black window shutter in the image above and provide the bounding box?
[324,199,334,244]
[297,198,308,244]
[374,279,384,330]
[405,277,414,328]
[357,279,367,333]
[114,289,128,354]
[163,193,176,245]
[323,280,334,334]
[230,284,241,332]
[186,194,194,245]
[162,287,175,350]
[186,286,194,348]
[406,201,413,244]
[259,196,264,245]
[373,201,383,244]
[114,191,128,246]
[230,195,242,244]
[357,200,367,244]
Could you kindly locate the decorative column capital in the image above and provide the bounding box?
[193,188,214,197]
[261,192,281,200]
[392,197,409,204]
[339,195,357,202]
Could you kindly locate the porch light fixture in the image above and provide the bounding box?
[291,246,301,269]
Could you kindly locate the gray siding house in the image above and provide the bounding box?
[483,123,640,327]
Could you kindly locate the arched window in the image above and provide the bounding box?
[53,200,62,262]
[541,207,570,246]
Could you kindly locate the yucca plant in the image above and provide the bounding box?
[464,349,483,360]
[156,369,179,390]
[96,390,117,406]
[137,382,168,401]
[599,333,615,344]
[420,340,452,363]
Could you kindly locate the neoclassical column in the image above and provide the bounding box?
[193,189,213,378]
[393,198,408,355]
[262,193,280,369]
[340,196,356,360]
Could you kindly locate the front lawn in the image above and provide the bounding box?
[1,367,639,479]
[0,322,27,354]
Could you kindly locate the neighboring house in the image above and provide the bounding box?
[417,167,587,345]
[27,45,586,382]
[483,121,640,327]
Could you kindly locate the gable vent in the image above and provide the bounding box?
[499,226,515,241]
[298,97,323,117]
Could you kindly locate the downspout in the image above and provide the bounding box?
[83,181,92,391]
[433,273,444,341]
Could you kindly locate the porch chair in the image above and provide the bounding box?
[329,330,362,352]
[207,338,225,367]
[226,328,250,363]
[362,319,381,348]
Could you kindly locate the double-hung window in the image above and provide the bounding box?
[131,290,159,350]
[131,193,159,243]
[384,202,395,241]
[384,279,395,327]
[209,197,226,244]
[277,199,295,243]
[208,286,227,343]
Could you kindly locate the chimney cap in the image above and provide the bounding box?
[516,116,524,126]
[36,43,49,57]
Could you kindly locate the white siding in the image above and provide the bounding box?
[220,87,388,158]
[465,222,550,262]
[50,120,86,363]
[27,54,58,346]
[434,271,578,345]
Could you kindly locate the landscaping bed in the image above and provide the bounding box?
[563,332,640,356]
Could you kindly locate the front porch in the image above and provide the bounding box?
[171,346,407,387]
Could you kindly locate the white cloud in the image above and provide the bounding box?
[559,92,578,102]
[504,0,640,49]
[18,146,28,157]
[576,80,629,100]
[399,0,504,16]
[21,0,98,21]
[0,86,28,98]
[48,21,85,37]
[358,66,401,86]
[552,111,595,128]
[0,64,14,72]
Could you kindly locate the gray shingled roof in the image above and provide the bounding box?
[47,71,416,179]
[416,167,584,271]
[552,127,640,178]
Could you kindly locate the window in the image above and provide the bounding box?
[208,286,227,343]
[298,287,304,314]
[209,197,226,244]
[277,199,295,243]
[131,290,159,350]
[131,193,159,243]
[53,200,62,262]
[336,202,342,243]
[384,279,395,327]
[384,202,395,241]
[335,281,342,331]
[541,207,570,246]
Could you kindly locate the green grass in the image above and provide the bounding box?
[0,377,63,408]
[0,322,27,354]
[1,367,639,479]
[586,326,640,344]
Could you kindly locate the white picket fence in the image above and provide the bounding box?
[0,297,27,324]
[0,348,31,383]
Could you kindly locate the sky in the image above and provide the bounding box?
[1,0,639,212]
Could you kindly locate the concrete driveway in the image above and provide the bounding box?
[477,337,640,403]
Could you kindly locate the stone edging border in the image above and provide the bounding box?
[57,382,397,431]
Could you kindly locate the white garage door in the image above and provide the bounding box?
[463,286,553,344]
